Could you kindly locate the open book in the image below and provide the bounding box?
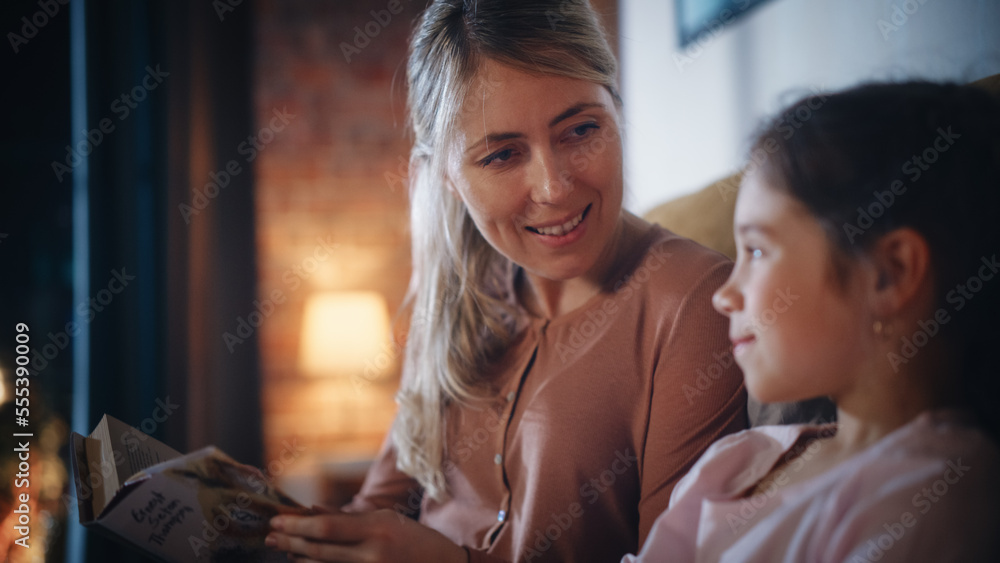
[70,414,308,562]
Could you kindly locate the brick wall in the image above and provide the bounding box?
[253,0,619,490]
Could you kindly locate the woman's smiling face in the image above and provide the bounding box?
[446,61,624,282]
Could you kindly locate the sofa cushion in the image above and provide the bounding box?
[642,173,741,259]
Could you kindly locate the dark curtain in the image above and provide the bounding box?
[77,0,264,560]
[161,0,265,465]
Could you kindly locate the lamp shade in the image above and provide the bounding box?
[298,291,392,377]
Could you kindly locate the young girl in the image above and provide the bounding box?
[625,82,1000,562]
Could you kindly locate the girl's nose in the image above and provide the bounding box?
[712,274,742,316]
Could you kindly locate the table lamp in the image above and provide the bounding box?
[298,291,392,379]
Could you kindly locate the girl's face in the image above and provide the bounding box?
[713,170,874,403]
[445,61,624,282]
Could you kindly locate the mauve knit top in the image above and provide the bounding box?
[346,225,748,562]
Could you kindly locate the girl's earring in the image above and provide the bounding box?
[872,320,893,342]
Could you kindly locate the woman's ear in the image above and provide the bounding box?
[440,154,464,202]
[867,228,932,317]
[444,176,462,201]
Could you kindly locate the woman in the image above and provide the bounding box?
[267,1,747,561]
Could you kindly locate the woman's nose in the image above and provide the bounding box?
[528,149,572,204]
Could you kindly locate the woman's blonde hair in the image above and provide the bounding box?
[393,0,622,500]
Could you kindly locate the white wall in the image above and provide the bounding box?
[620,0,1000,214]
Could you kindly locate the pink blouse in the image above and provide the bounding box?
[624,410,1000,562]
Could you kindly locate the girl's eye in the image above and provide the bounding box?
[745,246,763,259]
[480,148,515,168]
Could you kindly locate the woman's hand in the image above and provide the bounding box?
[266,509,468,563]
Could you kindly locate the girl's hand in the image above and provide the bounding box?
[266,509,468,563]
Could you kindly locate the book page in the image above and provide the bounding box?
[68,432,97,523]
[85,414,183,518]
[101,414,182,481]
[85,433,116,518]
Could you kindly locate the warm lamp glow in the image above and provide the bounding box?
[299,291,392,377]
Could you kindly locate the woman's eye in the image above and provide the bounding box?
[480,148,515,168]
[743,246,763,259]
[570,123,599,138]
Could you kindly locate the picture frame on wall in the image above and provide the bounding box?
[675,0,773,48]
